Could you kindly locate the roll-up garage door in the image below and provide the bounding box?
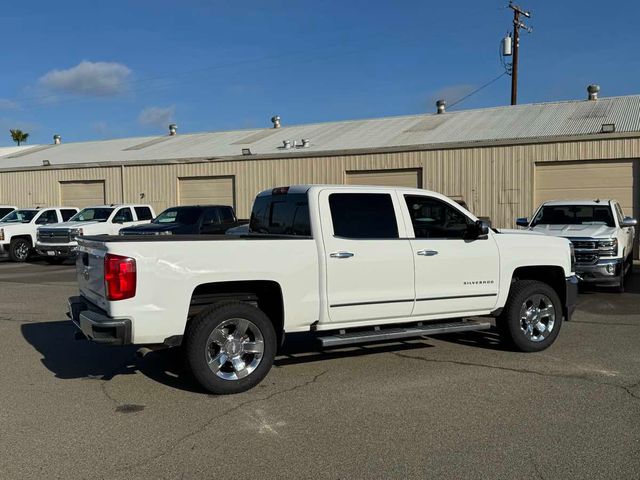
[535,161,636,217]
[178,176,235,207]
[535,160,638,258]
[345,169,421,188]
[60,180,106,208]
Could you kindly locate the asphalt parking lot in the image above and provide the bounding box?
[0,259,638,479]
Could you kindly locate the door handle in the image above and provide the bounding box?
[417,249,438,256]
[330,251,354,259]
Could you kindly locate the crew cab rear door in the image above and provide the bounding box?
[399,192,499,316]
[319,189,414,324]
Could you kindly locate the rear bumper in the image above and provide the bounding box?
[67,295,131,345]
[0,243,7,256]
[565,275,578,321]
[575,258,623,285]
[36,242,78,258]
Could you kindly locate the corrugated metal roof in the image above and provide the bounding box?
[1,95,639,169]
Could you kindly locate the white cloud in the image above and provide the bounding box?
[138,105,175,128]
[0,99,19,110]
[429,84,476,107]
[39,61,132,96]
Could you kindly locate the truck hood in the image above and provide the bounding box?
[497,228,545,235]
[531,224,616,239]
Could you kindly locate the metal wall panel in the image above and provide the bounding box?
[0,167,121,208]
[0,137,638,233]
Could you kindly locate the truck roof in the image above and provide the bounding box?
[81,204,153,209]
[542,199,614,207]
[257,184,438,197]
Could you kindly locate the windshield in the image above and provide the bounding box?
[69,207,114,222]
[0,209,38,223]
[153,207,202,225]
[532,205,615,227]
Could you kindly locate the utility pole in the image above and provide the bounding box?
[507,2,532,105]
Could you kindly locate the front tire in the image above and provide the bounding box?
[9,238,31,262]
[185,301,277,395]
[497,280,562,352]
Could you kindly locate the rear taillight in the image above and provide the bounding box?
[104,254,136,301]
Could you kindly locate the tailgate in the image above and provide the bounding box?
[76,239,108,309]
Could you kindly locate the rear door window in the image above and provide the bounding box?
[328,193,398,239]
[219,207,236,224]
[61,209,77,221]
[134,206,153,221]
[250,193,311,236]
[202,208,220,226]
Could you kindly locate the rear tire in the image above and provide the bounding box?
[497,280,562,352]
[9,238,31,262]
[184,301,277,395]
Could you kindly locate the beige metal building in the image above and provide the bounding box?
[0,89,638,238]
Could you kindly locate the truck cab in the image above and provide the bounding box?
[36,204,155,261]
[517,199,637,291]
[0,207,79,262]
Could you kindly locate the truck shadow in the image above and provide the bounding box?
[20,321,434,393]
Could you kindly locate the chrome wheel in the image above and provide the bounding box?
[14,241,29,261]
[205,318,265,381]
[519,294,555,342]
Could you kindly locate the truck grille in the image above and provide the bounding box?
[566,238,599,265]
[571,240,597,250]
[38,229,70,243]
[575,252,598,265]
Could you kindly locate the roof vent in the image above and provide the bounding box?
[283,139,291,149]
[301,138,310,148]
[168,124,177,135]
[271,115,281,129]
[53,134,61,145]
[587,84,600,101]
[436,99,446,114]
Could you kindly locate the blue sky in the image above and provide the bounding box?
[1,0,638,146]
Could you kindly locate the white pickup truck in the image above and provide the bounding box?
[0,207,79,262]
[517,199,637,292]
[69,185,577,394]
[36,204,155,262]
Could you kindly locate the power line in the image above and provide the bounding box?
[448,71,508,109]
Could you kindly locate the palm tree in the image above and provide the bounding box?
[9,129,29,146]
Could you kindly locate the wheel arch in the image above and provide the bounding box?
[187,280,285,345]
[510,265,566,315]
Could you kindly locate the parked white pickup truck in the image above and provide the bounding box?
[36,204,155,262]
[517,199,637,292]
[69,185,577,394]
[0,207,79,262]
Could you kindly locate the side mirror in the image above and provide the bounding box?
[467,220,489,239]
[477,220,490,236]
[621,217,638,228]
[516,217,529,227]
